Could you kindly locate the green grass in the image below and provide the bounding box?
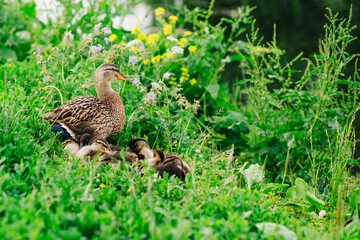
[0,60,359,239]
[1,2,360,239]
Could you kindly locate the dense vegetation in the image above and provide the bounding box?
[1,0,360,238]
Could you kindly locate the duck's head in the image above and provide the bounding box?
[94,63,131,87]
[89,137,113,155]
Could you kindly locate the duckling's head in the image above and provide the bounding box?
[129,138,153,159]
[156,153,190,181]
[63,138,80,156]
[165,153,190,176]
[94,63,131,85]
[79,133,92,147]
[90,137,113,155]
[148,150,165,169]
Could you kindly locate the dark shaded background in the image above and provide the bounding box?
[183,0,360,62]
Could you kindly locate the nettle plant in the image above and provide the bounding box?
[35,8,207,157]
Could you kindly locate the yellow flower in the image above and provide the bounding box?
[190,78,197,85]
[143,59,149,65]
[147,33,159,45]
[130,46,140,53]
[135,33,146,41]
[99,183,106,189]
[164,52,174,58]
[8,63,13,67]
[155,7,165,16]
[189,46,197,53]
[109,34,118,42]
[131,27,140,35]
[184,31,192,36]
[126,188,132,194]
[181,68,189,81]
[178,38,188,47]
[163,23,172,35]
[151,55,162,63]
[169,15,178,24]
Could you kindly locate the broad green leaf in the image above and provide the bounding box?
[262,183,289,194]
[15,31,31,41]
[294,178,310,199]
[305,192,325,210]
[206,83,219,99]
[242,164,264,189]
[256,222,297,240]
[20,1,36,18]
[286,186,296,199]
[0,48,17,61]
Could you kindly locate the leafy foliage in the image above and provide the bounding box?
[0,1,360,239]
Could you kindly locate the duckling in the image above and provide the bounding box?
[62,138,80,156]
[75,137,113,162]
[44,63,131,141]
[148,150,190,181]
[128,138,153,159]
[79,133,139,164]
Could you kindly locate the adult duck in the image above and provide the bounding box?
[44,63,130,140]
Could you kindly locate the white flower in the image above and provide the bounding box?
[167,36,179,42]
[65,30,74,40]
[163,72,171,79]
[147,92,156,100]
[96,44,102,52]
[94,23,102,31]
[133,78,141,86]
[102,27,109,35]
[126,40,141,48]
[151,82,162,90]
[171,46,184,54]
[221,55,231,64]
[91,46,98,54]
[318,210,326,219]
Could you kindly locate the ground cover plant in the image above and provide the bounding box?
[1,0,360,239]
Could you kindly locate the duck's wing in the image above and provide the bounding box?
[44,96,111,130]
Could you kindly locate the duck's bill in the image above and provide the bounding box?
[117,74,131,81]
[103,148,112,155]
[104,147,114,155]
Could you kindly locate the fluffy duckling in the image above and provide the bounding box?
[75,137,113,162]
[62,138,80,156]
[79,133,139,164]
[128,138,153,160]
[44,63,131,141]
[148,150,190,181]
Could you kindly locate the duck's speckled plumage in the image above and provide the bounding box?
[44,63,128,139]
